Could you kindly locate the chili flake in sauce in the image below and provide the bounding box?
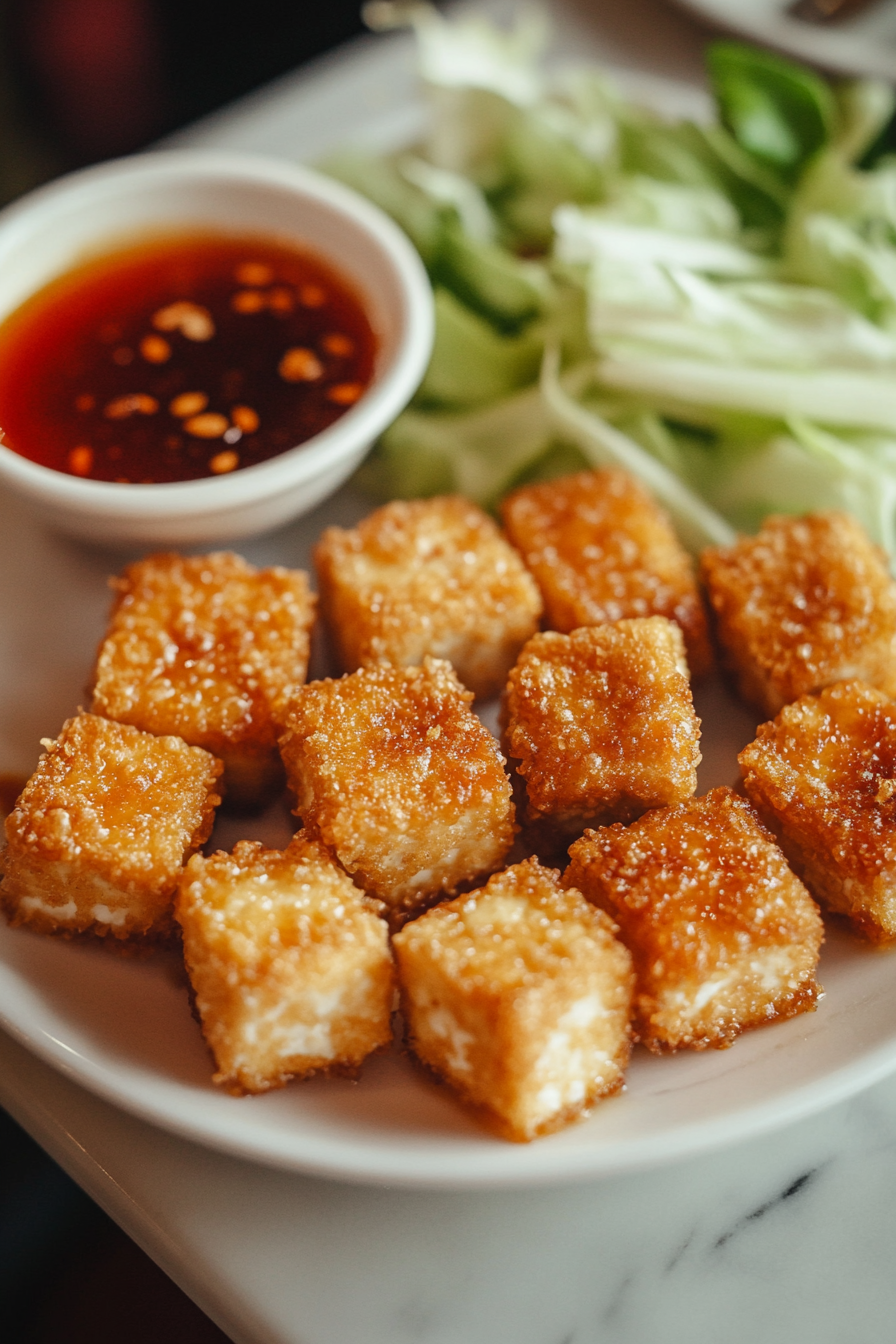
[0,232,376,484]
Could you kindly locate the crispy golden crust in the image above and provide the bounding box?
[90,551,315,808]
[1,713,221,940]
[314,495,542,699]
[739,680,896,942]
[393,858,634,1142]
[701,512,896,717]
[279,658,516,916]
[565,787,823,1052]
[501,469,712,679]
[176,834,395,1094]
[502,619,701,836]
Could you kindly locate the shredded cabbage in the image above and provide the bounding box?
[331,4,896,558]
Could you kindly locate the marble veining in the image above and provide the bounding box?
[279,1078,895,1344]
[5,836,896,1344]
[712,1165,825,1249]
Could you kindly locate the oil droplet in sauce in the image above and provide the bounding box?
[0,232,377,484]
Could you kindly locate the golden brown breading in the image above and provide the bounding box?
[176,834,395,1094]
[90,551,315,809]
[392,858,634,1142]
[701,512,896,717]
[278,658,516,919]
[564,787,823,1052]
[739,680,896,942]
[314,495,543,699]
[501,468,712,678]
[502,619,701,838]
[1,713,221,940]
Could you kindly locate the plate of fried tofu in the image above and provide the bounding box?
[3,478,896,1187]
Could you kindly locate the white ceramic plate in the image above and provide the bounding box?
[2,482,896,1189]
[2,22,896,1190]
[672,0,896,81]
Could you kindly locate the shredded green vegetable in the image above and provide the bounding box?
[323,5,896,557]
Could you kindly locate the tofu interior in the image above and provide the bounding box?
[177,836,394,1094]
[1,713,221,938]
[565,787,824,1051]
[393,859,633,1141]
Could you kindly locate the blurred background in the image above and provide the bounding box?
[0,8,372,1339]
[0,0,369,206]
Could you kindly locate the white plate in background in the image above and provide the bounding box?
[673,0,896,80]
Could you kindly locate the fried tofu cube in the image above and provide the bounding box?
[314,495,543,699]
[502,619,701,837]
[1,713,221,940]
[739,680,896,942]
[565,787,823,1052]
[176,834,395,1094]
[278,658,516,918]
[90,551,315,809]
[701,512,896,717]
[501,468,712,679]
[392,859,634,1142]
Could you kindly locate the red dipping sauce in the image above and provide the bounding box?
[0,232,377,484]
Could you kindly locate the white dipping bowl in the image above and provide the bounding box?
[0,150,434,546]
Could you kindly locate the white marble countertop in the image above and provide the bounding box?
[5,1023,896,1344]
[4,3,896,1341]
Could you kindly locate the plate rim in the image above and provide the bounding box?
[671,0,896,81]
[1,911,896,1188]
